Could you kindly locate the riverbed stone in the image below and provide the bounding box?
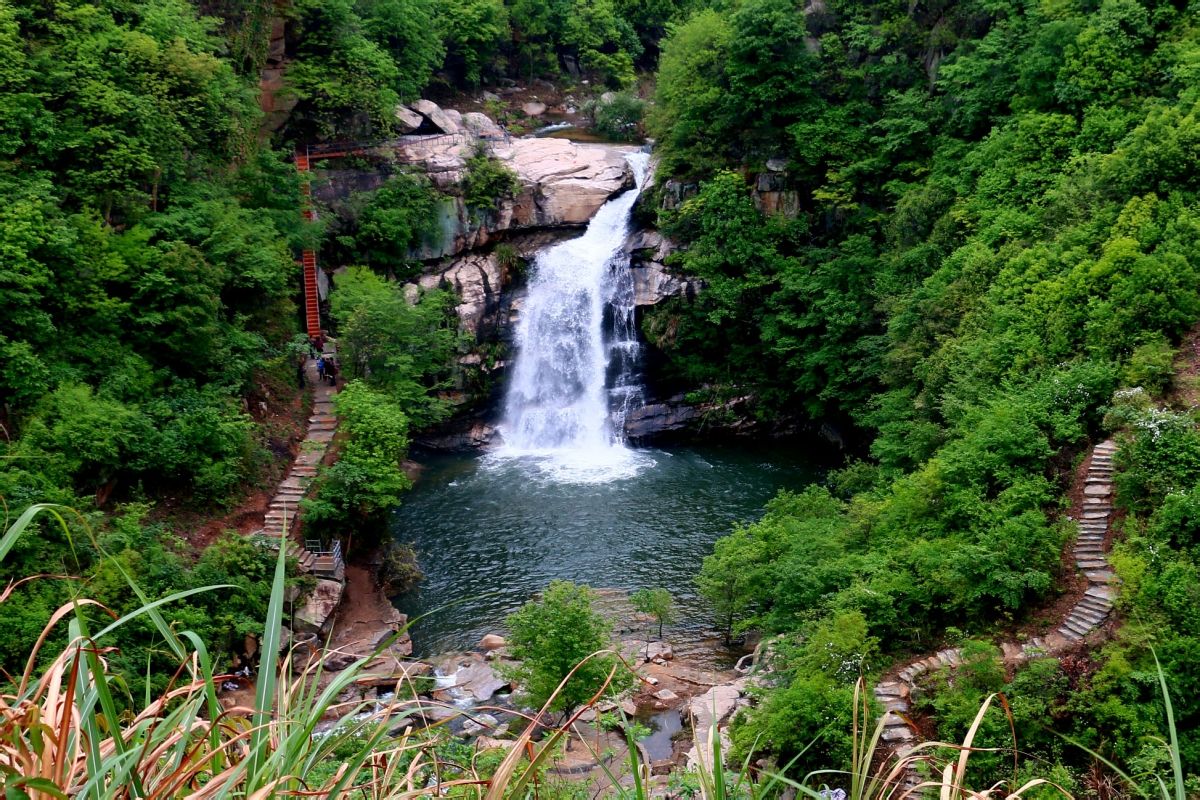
[690,684,741,732]
[462,713,500,736]
[455,659,507,702]
[479,633,507,651]
[654,688,680,703]
[294,579,345,636]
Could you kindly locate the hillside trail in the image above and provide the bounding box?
[253,348,343,576]
[873,439,1119,795]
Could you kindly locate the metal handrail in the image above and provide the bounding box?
[302,129,511,161]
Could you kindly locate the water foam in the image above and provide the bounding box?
[495,152,653,483]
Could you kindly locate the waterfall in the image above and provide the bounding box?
[495,152,653,481]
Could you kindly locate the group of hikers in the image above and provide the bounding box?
[296,334,339,388]
[316,355,337,385]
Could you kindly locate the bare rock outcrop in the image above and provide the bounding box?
[623,229,701,307]
[375,101,635,258]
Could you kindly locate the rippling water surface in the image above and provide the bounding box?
[390,444,822,655]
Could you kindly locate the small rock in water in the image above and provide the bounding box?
[522,101,547,117]
[654,688,679,703]
[479,633,507,651]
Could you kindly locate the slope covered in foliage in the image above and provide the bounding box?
[647,0,1200,787]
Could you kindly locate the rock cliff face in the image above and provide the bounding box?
[312,102,636,262]
[315,100,714,448]
[623,228,701,307]
[405,132,635,258]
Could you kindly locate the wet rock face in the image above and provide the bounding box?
[622,229,701,307]
[623,401,700,441]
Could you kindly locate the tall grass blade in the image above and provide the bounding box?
[246,536,290,786]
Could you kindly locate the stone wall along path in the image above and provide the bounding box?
[872,440,1119,793]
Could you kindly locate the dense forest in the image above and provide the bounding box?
[2,0,1200,793]
[650,0,1200,790]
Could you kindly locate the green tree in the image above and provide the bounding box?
[505,581,631,723]
[302,381,413,539]
[342,174,441,276]
[359,0,445,100]
[328,266,457,428]
[630,587,674,640]
[461,149,521,216]
[435,0,509,86]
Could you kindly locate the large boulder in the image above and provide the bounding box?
[462,112,505,139]
[417,252,503,338]
[410,99,462,135]
[435,654,508,703]
[374,112,635,258]
[631,263,686,306]
[500,138,633,226]
[294,579,344,636]
[394,104,424,133]
[479,633,507,651]
[689,683,743,733]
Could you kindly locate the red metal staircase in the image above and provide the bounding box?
[294,150,322,338]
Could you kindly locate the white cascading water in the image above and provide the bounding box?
[494,152,654,483]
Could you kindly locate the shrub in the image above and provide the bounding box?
[461,148,520,215]
[587,92,646,141]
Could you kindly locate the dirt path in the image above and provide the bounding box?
[873,440,1119,793]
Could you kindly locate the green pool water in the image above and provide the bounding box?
[389,444,824,656]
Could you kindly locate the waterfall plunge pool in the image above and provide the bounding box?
[389,151,824,658]
[389,444,823,657]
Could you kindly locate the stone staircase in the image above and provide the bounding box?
[254,352,343,580]
[873,440,1119,794]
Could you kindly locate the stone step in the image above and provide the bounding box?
[1085,569,1117,583]
[937,648,961,667]
[1057,626,1083,642]
[1061,617,1092,637]
[1085,585,1117,601]
[1078,597,1112,614]
[1072,607,1108,625]
[881,726,914,742]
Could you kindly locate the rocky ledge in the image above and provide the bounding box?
[313,100,637,262]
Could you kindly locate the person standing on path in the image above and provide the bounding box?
[325,357,337,387]
[316,356,326,381]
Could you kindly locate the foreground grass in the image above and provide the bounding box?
[0,504,1176,798]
